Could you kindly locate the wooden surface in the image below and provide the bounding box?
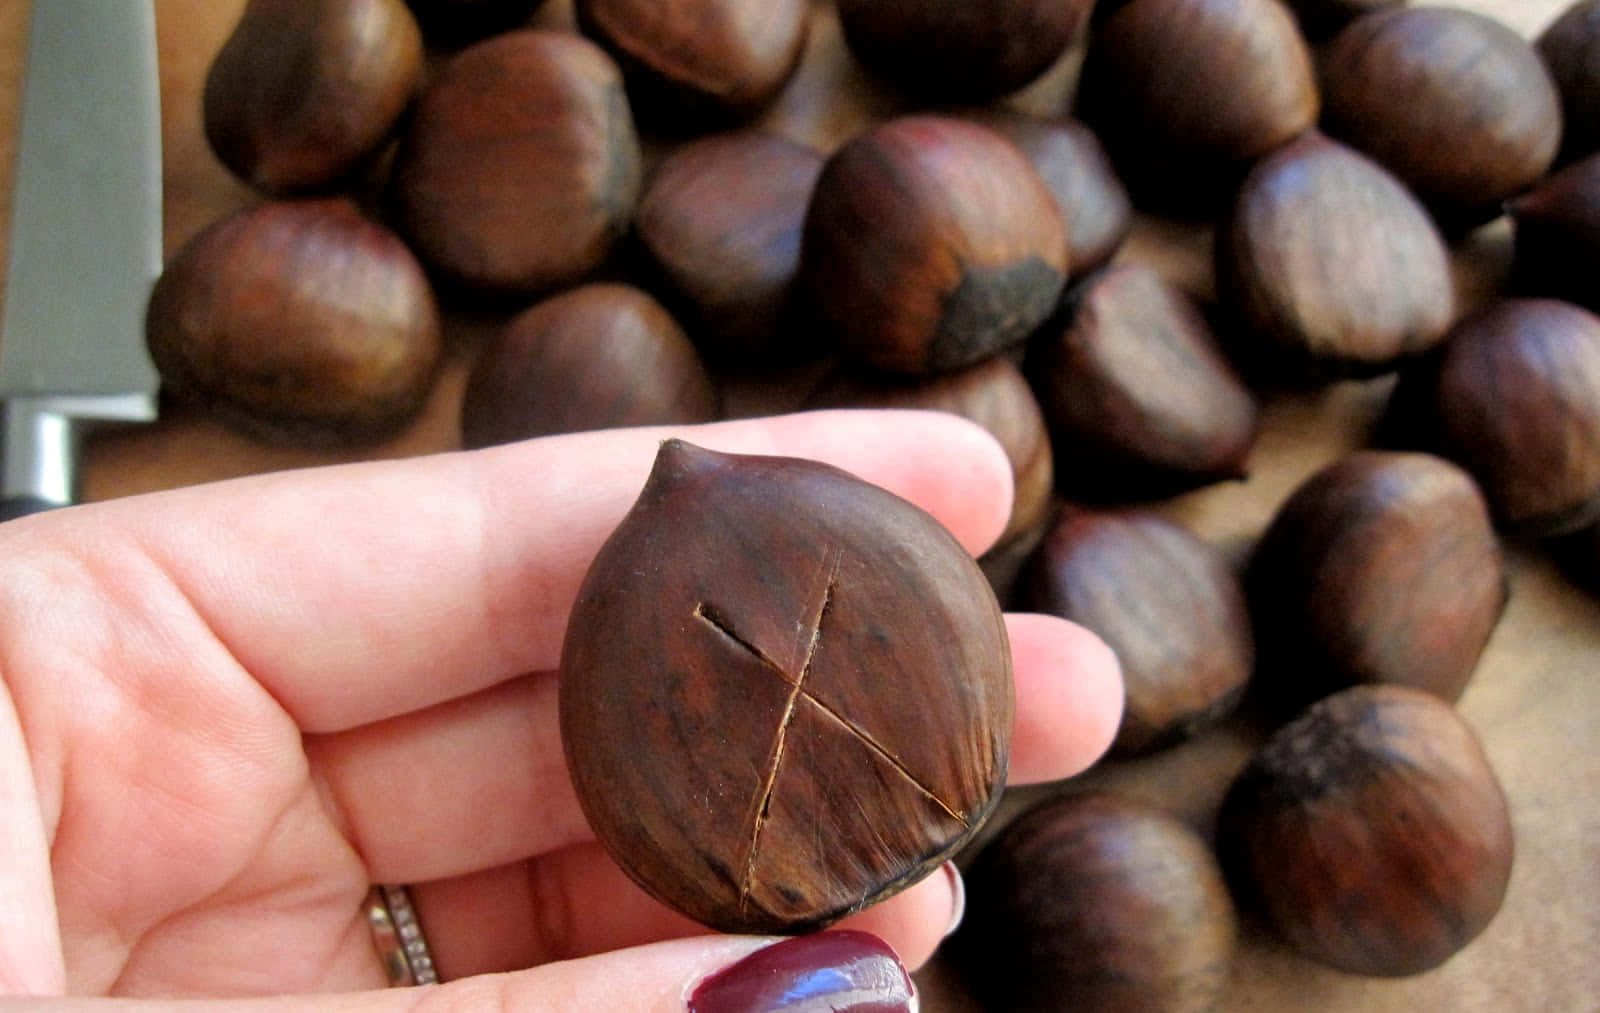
[1,0,1596,1009]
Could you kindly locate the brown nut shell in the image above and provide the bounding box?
[389,30,641,294]
[800,115,1068,376]
[459,283,718,448]
[951,792,1237,1013]
[203,0,423,195]
[1246,451,1507,713]
[1218,684,1515,977]
[574,0,810,126]
[1386,298,1600,536]
[1537,0,1600,164]
[559,440,1014,934]
[1217,132,1456,380]
[1020,508,1253,755]
[1025,263,1260,499]
[1508,151,1600,313]
[145,198,441,447]
[1319,7,1562,228]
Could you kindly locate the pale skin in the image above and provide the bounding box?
[0,410,1123,1009]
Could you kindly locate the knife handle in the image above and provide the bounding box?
[0,394,156,520]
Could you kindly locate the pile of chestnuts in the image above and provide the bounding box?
[138,0,1600,1007]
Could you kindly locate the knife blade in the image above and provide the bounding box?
[0,0,163,519]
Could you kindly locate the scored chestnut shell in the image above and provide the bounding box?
[145,197,442,447]
[1216,132,1456,380]
[1537,0,1600,164]
[389,30,641,295]
[1385,299,1600,536]
[560,440,1014,934]
[1020,508,1253,755]
[1218,684,1515,978]
[1075,0,1319,214]
[1319,7,1562,228]
[835,0,1094,103]
[1246,451,1507,714]
[634,130,825,365]
[1508,151,1600,313]
[1024,263,1260,499]
[459,283,718,448]
[573,0,810,127]
[951,792,1238,1013]
[800,115,1068,376]
[203,0,424,194]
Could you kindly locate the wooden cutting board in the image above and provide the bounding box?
[0,1,1594,1009]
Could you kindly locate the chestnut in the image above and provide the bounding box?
[951,791,1237,1013]
[1020,507,1253,755]
[459,283,719,448]
[389,30,641,295]
[1216,132,1456,380]
[633,130,824,365]
[1319,7,1562,228]
[1075,0,1319,214]
[1217,684,1515,977]
[573,0,810,127]
[835,0,1094,103]
[800,115,1068,376]
[1246,451,1507,714]
[1384,298,1600,537]
[1508,151,1600,313]
[203,0,424,194]
[968,111,1135,275]
[1024,263,1259,499]
[1537,0,1600,164]
[145,198,442,447]
[559,440,1013,933]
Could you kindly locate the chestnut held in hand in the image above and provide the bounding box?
[951,792,1237,1013]
[559,440,1013,934]
[1218,684,1515,978]
[800,115,1068,376]
[145,197,442,447]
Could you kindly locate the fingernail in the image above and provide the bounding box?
[942,862,966,938]
[688,930,918,1013]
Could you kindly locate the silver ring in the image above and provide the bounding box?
[366,884,439,986]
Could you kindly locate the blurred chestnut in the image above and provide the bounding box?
[1508,151,1600,312]
[1537,0,1600,164]
[1216,132,1456,380]
[1319,7,1562,228]
[574,0,809,127]
[561,440,1013,933]
[145,198,442,447]
[634,130,824,365]
[1076,0,1319,214]
[805,355,1053,550]
[1020,508,1252,755]
[800,115,1068,376]
[835,0,1093,103]
[460,283,718,447]
[1385,298,1600,536]
[952,791,1237,1013]
[969,111,1134,275]
[1218,684,1515,977]
[1246,451,1507,714]
[1025,263,1259,499]
[389,30,641,295]
[204,0,423,194]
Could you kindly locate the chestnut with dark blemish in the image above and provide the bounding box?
[559,440,1012,934]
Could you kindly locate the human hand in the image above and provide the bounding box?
[0,410,1122,1009]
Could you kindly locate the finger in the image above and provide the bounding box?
[308,615,1120,884]
[71,411,1012,734]
[411,842,960,980]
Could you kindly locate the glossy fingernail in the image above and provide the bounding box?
[688,930,918,1013]
[942,862,966,938]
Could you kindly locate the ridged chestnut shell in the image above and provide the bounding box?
[1218,684,1515,977]
[560,440,1013,934]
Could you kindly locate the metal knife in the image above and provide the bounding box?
[0,0,163,519]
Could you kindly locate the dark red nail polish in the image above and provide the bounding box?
[688,930,917,1013]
